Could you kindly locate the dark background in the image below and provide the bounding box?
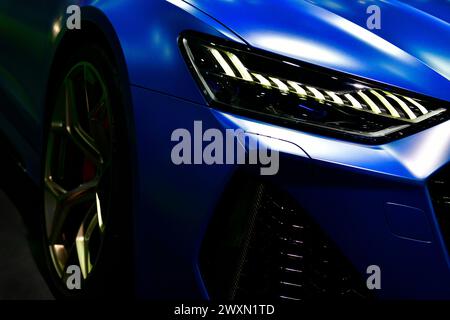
[0,156,53,299]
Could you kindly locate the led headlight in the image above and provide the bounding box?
[180,32,449,142]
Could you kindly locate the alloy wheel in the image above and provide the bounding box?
[44,62,112,283]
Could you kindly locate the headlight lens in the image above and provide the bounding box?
[180,32,449,143]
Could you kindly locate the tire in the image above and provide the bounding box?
[41,42,133,298]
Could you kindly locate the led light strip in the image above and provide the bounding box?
[357,91,382,114]
[307,86,326,101]
[326,91,344,105]
[252,73,272,87]
[403,96,429,115]
[227,52,253,81]
[206,46,438,122]
[288,81,307,96]
[385,93,417,120]
[209,48,236,77]
[370,90,401,118]
[270,77,290,92]
[344,93,363,109]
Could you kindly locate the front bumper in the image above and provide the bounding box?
[131,85,450,299]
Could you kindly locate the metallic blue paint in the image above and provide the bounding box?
[0,0,449,299]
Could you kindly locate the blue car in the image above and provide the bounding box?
[0,0,449,300]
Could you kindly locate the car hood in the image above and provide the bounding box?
[184,0,450,101]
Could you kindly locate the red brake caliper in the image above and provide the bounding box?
[82,158,96,182]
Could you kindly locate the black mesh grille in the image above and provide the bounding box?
[429,164,450,256]
[200,174,369,301]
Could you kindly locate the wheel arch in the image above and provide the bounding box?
[43,5,137,178]
[45,6,131,118]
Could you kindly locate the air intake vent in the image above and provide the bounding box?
[200,173,369,301]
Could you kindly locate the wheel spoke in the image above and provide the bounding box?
[71,125,104,166]
[44,133,67,188]
[88,95,107,120]
[48,180,98,244]
[44,178,66,237]
[57,243,80,282]
[49,244,69,278]
[96,192,106,233]
[50,83,69,132]
[76,209,98,279]
[64,78,78,133]
[51,120,66,132]
[45,177,66,200]
[85,64,108,120]
[64,78,103,166]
